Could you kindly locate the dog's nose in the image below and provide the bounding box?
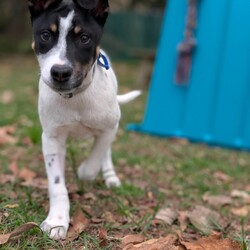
[51,65,73,83]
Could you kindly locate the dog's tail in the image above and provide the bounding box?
[117,90,142,105]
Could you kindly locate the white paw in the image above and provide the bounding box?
[105,176,121,188]
[40,219,69,240]
[77,162,100,181]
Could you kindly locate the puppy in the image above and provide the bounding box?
[27,0,140,240]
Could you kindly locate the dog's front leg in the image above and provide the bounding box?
[78,126,118,183]
[40,133,69,240]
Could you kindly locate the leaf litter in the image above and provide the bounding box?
[0,125,248,248]
[0,222,40,245]
[0,126,16,145]
[66,208,89,242]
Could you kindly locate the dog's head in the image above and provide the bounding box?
[28,0,109,95]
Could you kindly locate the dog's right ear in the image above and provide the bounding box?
[73,0,109,26]
[27,0,63,18]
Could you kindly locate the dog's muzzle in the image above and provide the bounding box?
[51,65,73,83]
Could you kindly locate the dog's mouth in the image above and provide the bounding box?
[41,64,95,97]
[43,76,83,94]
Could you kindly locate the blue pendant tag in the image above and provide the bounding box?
[97,53,110,70]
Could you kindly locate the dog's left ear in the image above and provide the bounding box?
[28,0,63,18]
[73,0,109,26]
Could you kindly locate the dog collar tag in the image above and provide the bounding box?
[97,53,110,70]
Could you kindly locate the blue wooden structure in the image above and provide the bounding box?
[129,0,250,150]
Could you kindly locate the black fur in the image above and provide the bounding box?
[28,0,63,20]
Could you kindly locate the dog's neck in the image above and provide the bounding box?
[59,62,96,99]
[59,52,110,99]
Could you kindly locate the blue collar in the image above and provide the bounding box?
[97,53,110,70]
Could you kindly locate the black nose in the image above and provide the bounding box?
[51,65,73,83]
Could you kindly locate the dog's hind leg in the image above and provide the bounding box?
[101,148,121,187]
[40,133,69,240]
[77,127,118,182]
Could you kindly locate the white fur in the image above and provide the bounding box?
[37,12,140,240]
[117,90,142,105]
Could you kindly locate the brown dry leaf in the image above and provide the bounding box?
[123,234,181,250]
[84,192,97,201]
[202,193,232,207]
[21,178,48,189]
[178,211,188,231]
[67,208,89,241]
[102,211,120,226]
[0,126,16,145]
[245,185,250,192]
[9,160,19,177]
[99,228,108,248]
[0,174,15,184]
[188,206,224,234]
[121,234,145,249]
[180,233,241,250]
[231,190,250,203]
[0,222,40,245]
[170,138,189,146]
[230,206,250,217]
[18,168,37,181]
[9,160,37,182]
[213,171,232,183]
[0,90,14,104]
[155,207,178,226]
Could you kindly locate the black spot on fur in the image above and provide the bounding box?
[54,176,60,184]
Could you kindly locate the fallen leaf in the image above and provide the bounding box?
[230,206,250,217]
[188,206,224,234]
[238,158,247,166]
[0,90,14,104]
[121,234,145,249]
[0,126,16,145]
[9,160,19,177]
[245,185,250,192]
[203,193,232,207]
[4,204,19,209]
[91,217,103,224]
[72,208,89,234]
[103,211,118,225]
[155,207,178,226]
[67,183,79,194]
[0,222,40,245]
[123,234,181,250]
[170,138,189,146]
[213,171,232,183]
[8,159,37,182]
[178,211,188,231]
[18,168,37,181]
[177,231,200,243]
[231,190,250,203]
[99,228,108,248]
[21,178,48,189]
[84,192,97,201]
[0,174,15,184]
[67,208,89,241]
[180,233,241,250]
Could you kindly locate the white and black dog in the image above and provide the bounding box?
[27,0,140,240]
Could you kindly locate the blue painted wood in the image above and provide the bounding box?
[128,0,250,150]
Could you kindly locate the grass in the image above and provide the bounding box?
[0,55,250,249]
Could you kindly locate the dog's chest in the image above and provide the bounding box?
[39,86,120,138]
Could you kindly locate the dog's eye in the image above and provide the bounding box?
[40,31,51,42]
[80,33,90,44]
